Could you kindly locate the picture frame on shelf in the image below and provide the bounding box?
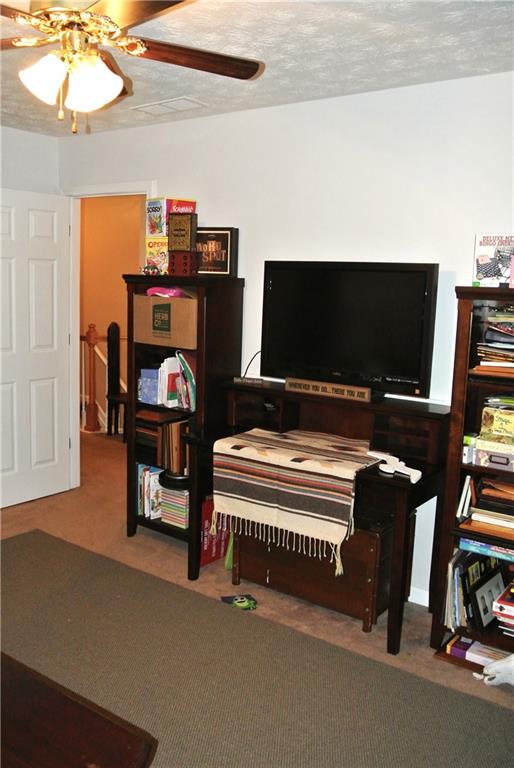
[196,228,238,276]
[470,568,506,630]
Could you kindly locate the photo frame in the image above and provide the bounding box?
[470,568,506,630]
[196,228,238,276]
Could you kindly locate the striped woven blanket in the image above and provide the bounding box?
[212,429,378,575]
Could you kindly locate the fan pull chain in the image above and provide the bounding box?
[58,86,64,121]
[71,111,77,134]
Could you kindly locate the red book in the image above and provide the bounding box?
[493,581,514,618]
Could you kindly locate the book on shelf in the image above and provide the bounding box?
[445,634,474,659]
[142,353,196,411]
[444,635,511,667]
[464,641,511,667]
[456,475,472,521]
[469,365,514,378]
[135,417,190,475]
[481,476,514,495]
[159,486,189,528]
[485,327,514,344]
[137,464,162,519]
[492,581,514,619]
[483,394,514,407]
[445,548,503,631]
[458,536,514,562]
[137,462,189,527]
[470,508,514,530]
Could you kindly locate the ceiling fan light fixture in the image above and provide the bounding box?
[18,51,67,105]
[64,52,124,113]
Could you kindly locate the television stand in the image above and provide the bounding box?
[224,380,449,654]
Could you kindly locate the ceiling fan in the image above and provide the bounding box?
[0,1,264,132]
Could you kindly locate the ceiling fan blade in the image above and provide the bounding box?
[1,36,18,49]
[0,4,38,21]
[85,1,185,30]
[1,35,51,49]
[135,38,264,80]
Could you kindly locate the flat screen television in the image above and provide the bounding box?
[260,261,439,398]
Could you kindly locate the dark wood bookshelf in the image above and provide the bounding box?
[430,286,514,667]
[123,274,244,580]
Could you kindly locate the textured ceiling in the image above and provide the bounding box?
[1,0,513,137]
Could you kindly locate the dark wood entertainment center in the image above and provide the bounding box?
[226,380,450,654]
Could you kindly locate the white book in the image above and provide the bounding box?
[465,642,510,666]
[456,475,471,521]
[480,361,514,367]
[158,356,181,408]
[470,510,514,529]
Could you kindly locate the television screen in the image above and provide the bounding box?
[260,261,439,398]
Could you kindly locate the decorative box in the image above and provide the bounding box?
[168,251,198,277]
[475,447,514,473]
[480,406,514,443]
[146,198,197,237]
[168,213,197,252]
[145,237,169,273]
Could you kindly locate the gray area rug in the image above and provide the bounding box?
[2,530,513,768]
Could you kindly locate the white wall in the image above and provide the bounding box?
[11,71,514,604]
[0,126,60,193]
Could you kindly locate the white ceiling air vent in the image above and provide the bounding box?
[130,97,206,115]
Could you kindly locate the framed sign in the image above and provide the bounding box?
[196,227,238,276]
[470,568,505,630]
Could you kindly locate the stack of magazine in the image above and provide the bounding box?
[475,304,514,372]
[468,477,514,530]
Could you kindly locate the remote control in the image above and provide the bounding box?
[367,451,422,484]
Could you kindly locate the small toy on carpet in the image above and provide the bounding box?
[221,594,257,610]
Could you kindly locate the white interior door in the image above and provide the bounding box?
[1,188,73,508]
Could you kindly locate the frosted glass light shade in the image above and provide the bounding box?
[65,54,123,113]
[19,53,67,105]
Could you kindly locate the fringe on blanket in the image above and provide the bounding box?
[210,510,345,575]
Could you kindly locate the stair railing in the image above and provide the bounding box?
[80,323,127,432]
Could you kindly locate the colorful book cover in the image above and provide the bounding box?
[493,581,514,617]
[473,234,514,287]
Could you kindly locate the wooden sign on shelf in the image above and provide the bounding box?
[284,378,371,403]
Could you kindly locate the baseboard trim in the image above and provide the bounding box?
[409,587,429,607]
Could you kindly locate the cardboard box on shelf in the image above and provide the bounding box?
[133,294,198,349]
[146,198,197,237]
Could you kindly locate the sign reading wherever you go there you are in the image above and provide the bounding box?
[285,378,371,403]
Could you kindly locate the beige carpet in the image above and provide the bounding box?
[2,431,513,711]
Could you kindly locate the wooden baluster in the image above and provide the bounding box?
[84,323,100,432]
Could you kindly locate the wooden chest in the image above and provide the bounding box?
[232,521,398,632]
